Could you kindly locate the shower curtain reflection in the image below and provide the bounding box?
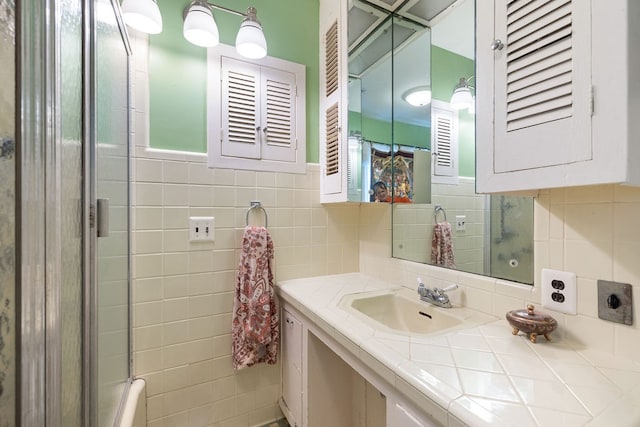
[487,195,534,285]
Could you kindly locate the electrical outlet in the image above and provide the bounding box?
[189,216,215,242]
[455,215,466,231]
[541,268,577,315]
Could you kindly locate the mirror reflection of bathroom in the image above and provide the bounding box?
[346,0,432,203]
[389,0,534,284]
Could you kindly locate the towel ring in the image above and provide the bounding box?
[246,200,268,228]
[434,205,447,224]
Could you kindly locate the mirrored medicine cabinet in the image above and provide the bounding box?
[346,0,534,284]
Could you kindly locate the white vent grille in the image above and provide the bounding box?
[505,0,573,131]
[227,70,258,145]
[264,78,293,147]
[325,20,339,97]
[325,103,340,176]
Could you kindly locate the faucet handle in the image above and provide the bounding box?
[439,284,458,293]
[417,278,428,297]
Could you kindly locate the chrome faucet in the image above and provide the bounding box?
[417,278,458,308]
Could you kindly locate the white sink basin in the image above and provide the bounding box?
[340,288,494,335]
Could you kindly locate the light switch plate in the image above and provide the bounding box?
[541,268,577,315]
[189,216,215,242]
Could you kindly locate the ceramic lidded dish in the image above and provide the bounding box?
[506,304,557,343]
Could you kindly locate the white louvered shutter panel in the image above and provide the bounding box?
[320,16,345,198]
[432,103,458,179]
[493,0,591,173]
[260,66,297,162]
[325,103,340,176]
[221,57,261,159]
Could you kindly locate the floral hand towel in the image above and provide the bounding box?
[232,226,279,369]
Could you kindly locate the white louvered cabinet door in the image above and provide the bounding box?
[431,101,459,185]
[221,57,262,159]
[260,66,297,163]
[493,0,591,173]
[477,0,640,192]
[319,0,349,202]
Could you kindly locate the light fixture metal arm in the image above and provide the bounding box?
[463,75,475,89]
[183,0,245,19]
[205,1,245,18]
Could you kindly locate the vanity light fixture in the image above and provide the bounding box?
[120,0,267,59]
[403,86,432,107]
[468,96,476,115]
[121,0,163,34]
[450,76,474,110]
[183,0,267,59]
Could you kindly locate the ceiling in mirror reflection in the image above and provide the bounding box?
[347,0,473,127]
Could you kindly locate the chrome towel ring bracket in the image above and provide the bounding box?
[433,204,447,224]
[246,200,268,228]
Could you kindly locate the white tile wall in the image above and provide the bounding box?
[131,151,360,426]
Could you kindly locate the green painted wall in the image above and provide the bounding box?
[348,110,430,148]
[432,45,475,177]
[149,0,320,162]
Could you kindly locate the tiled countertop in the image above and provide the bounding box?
[276,273,640,427]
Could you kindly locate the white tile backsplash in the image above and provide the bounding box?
[361,184,640,366]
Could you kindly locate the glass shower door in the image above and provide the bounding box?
[91,1,132,424]
[0,1,15,425]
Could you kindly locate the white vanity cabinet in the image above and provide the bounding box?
[279,302,444,427]
[281,309,303,427]
[390,402,439,427]
[476,0,640,193]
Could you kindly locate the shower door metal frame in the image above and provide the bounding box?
[18,0,65,425]
[83,0,95,423]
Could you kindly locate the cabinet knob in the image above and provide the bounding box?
[490,39,505,51]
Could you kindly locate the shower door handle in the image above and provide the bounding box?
[97,198,110,238]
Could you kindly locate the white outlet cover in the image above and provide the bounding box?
[541,268,577,315]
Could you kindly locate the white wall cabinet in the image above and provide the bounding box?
[207,44,306,174]
[476,0,640,193]
[279,302,444,427]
